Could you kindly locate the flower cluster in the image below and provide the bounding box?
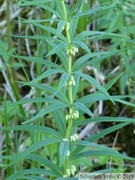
[62,134,78,142]
[62,22,70,31]
[66,44,78,56]
[63,138,69,142]
[63,165,77,178]
[65,22,70,31]
[65,108,79,121]
[65,75,75,87]
[70,134,78,141]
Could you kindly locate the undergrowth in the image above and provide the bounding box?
[0,0,135,179]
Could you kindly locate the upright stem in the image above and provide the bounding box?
[68,55,73,104]
[60,0,74,176]
[61,1,67,21]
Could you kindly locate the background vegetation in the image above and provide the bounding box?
[0,0,135,179]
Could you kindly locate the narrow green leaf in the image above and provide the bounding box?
[90,49,128,65]
[77,92,134,109]
[16,0,57,6]
[73,149,135,161]
[71,122,130,158]
[56,178,78,180]
[73,50,127,71]
[7,54,65,71]
[55,1,63,20]
[76,116,135,126]
[6,138,61,168]
[8,34,63,43]
[69,1,84,40]
[72,74,80,101]
[75,72,114,104]
[70,6,110,19]
[87,122,130,142]
[6,168,58,180]
[16,82,69,104]
[74,140,115,151]
[52,109,66,137]
[55,73,70,93]
[68,0,83,18]
[72,54,91,72]
[26,154,63,176]
[57,21,66,35]
[24,69,64,85]
[73,102,94,118]
[83,33,129,41]
[92,169,116,173]
[59,142,69,167]
[46,42,67,57]
[22,103,68,124]
[115,99,135,108]
[16,19,60,24]
[31,23,67,42]
[73,31,129,42]
[0,97,62,107]
[37,4,62,19]
[0,125,62,138]
[47,41,68,71]
[74,41,91,54]
[21,176,48,180]
[104,73,123,90]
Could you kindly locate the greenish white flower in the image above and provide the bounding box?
[65,22,70,31]
[63,165,77,178]
[65,114,71,121]
[63,174,68,178]
[70,134,78,141]
[73,110,79,119]
[74,133,78,140]
[71,165,76,172]
[66,45,78,56]
[67,150,70,157]
[63,138,69,142]
[66,169,70,176]
[65,108,79,121]
[70,169,75,176]
[65,76,75,87]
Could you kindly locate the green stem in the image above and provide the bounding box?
[65,118,72,139]
[61,0,67,21]
[60,0,74,176]
[68,55,73,104]
[68,55,72,73]
[66,30,71,44]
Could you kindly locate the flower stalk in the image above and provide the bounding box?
[60,0,78,177]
